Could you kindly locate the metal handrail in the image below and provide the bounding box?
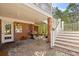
[53,22,59,31]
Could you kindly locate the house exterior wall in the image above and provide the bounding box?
[14,22,38,40]
[14,22,31,40]
[0,16,36,43]
[0,3,52,44]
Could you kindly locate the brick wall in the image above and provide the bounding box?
[14,22,33,40]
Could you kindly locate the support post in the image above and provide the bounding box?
[62,21,64,31]
[47,17,52,46]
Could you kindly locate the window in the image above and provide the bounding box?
[5,24,11,35]
[15,23,22,33]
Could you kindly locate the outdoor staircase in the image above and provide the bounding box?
[55,31,79,55]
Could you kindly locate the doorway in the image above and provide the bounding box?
[1,20,14,43]
[0,20,1,44]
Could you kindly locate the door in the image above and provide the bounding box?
[0,20,1,44]
[1,20,14,43]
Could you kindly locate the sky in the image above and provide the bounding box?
[52,3,69,11]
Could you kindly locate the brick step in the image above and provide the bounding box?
[56,38,79,45]
[56,36,79,40]
[55,44,79,53]
[55,41,79,49]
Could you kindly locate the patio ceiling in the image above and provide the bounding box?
[0,4,49,23]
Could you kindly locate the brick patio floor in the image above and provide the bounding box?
[0,39,73,56]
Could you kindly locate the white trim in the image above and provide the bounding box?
[1,19,14,43]
[24,4,52,18]
[0,16,35,24]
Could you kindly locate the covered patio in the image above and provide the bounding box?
[0,3,57,56]
[0,4,52,45]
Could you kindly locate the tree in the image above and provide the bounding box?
[65,3,77,23]
[53,7,63,19]
[53,7,69,23]
[53,3,78,23]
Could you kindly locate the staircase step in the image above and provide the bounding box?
[58,34,79,37]
[56,38,79,44]
[63,31,79,34]
[57,36,79,40]
[55,31,79,53]
[55,44,79,53]
[55,41,79,48]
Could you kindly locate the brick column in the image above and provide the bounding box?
[47,17,52,43]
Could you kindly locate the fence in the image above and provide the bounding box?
[64,22,79,31]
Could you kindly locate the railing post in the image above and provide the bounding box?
[62,21,64,31]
